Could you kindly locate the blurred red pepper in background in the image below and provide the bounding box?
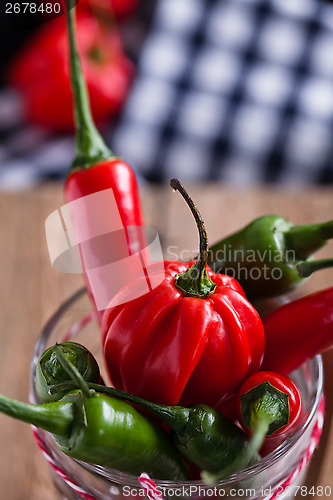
[7,11,133,132]
[79,0,139,19]
[110,0,139,18]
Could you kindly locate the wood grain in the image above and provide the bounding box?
[0,183,332,499]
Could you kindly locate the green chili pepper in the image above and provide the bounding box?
[207,215,333,299]
[0,347,188,480]
[35,342,101,403]
[52,381,248,474]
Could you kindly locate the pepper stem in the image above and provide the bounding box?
[50,381,188,431]
[66,1,114,171]
[0,394,73,438]
[284,220,333,260]
[88,383,187,431]
[202,419,267,485]
[202,382,290,484]
[241,382,290,436]
[297,258,333,278]
[170,179,216,298]
[54,345,92,399]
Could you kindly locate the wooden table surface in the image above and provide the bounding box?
[0,182,333,499]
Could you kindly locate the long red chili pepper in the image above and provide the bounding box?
[102,179,265,407]
[65,5,143,225]
[261,287,333,374]
[64,4,145,313]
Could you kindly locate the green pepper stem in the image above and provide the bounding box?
[66,2,114,171]
[284,220,333,259]
[238,418,267,467]
[50,381,188,431]
[297,258,333,278]
[241,382,289,436]
[89,383,187,430]
[202,418,267,484]
[0,394,73,438]
[202,383,290,484]
[54,345,92,399]
[170,179,216,298]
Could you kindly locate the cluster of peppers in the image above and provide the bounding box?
[101,177,333,410]
[0,343,305,482]
[1,162,332,480]
[2,0,333,486]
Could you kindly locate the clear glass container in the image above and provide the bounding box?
[30,289,324,500]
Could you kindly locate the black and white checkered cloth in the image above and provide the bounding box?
[0,89,76,188]
[2,0,333,188]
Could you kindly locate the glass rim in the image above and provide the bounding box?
[30,287,324,489]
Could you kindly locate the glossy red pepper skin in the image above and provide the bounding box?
[261,287,333,374]
[65,159,144,228]
[65,161,145,322]
[102,260,265,407]
[65,160,145,313]
[61,5,145,319]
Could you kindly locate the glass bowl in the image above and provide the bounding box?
[30,289,324,500]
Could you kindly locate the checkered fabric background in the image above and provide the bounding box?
[2,0,333,188]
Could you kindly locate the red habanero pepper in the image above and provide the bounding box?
[102,179,265,407]
[202,371,303,484]
[63,5,145,315]
[261,287,333,374]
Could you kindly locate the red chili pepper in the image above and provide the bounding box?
[102,179,265,407]
[64,4,143,226]
[109,0,139,18]
[261,287,333,374]
[62,6,144,315]
[8,11,133,132]
[79,0,139,19]
[237,371,303,438]
[202,371,303,484]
